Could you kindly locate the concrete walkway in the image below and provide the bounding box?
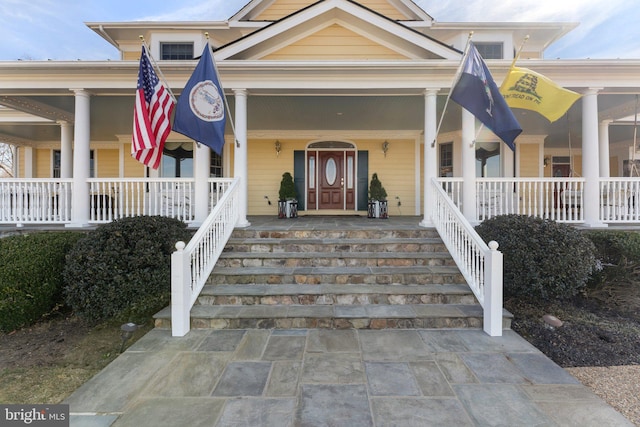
[64,328,633,426]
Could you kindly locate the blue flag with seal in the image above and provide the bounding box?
[450,42,522,151]
[172,44,226,155]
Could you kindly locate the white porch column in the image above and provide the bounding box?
[233,89,250,228]
[194,143,211,225]
[420,89,439,227]
[582,88,605,227]
[59,121,72,178]
[461,109,477,222]
[67,89,91,228]
[599,119,612,178]
[23,147,33,178]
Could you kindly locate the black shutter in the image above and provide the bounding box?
[294,150,305,211]
[357,151,368,211]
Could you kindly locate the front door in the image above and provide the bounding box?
[319,151,344,209]
[306,143,357,211]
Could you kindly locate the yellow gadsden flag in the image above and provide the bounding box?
[500,66,581,122]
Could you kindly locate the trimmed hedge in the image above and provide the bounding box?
[586,230,640,287]
[475,214,596,300]
[0,232,84,332]
[63,216,192,324]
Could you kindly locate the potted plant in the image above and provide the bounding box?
[368,173,388,218]
[278,172,298,218]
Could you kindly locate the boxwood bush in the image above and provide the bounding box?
[0,232,84,332]
[586,230,640,287]
[63,216,192,324]
[475,214,596,300]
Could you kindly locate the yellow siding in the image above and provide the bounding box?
[518,145,539,177]
[572,155,582,176]
[35,149,50,178]
[611,156,619,177]
[246,138,417,216]
[254,0,407,21]
[123,51,139,61]
[124,151,145,178]
[263,24,408,60]
[96,149,119,177]
[365,139,416,217]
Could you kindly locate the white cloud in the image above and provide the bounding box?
[418,0,638,58]
[138,0,241,21]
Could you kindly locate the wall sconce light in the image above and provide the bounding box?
[544,156,550,167]
[275,140,282,157]
[382,140,389,157]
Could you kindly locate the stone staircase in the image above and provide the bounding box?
[155,222,511,331]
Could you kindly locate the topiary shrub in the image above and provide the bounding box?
[0,232,85,332]
[475,214,596,301]
[63,216,191,324]
[368,173,387,201]
[278,172,297,201]
[586,230,640,288]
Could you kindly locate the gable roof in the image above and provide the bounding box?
[217,0,459,61]
[230,0,433,23]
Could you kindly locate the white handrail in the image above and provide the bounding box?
[431,177,503,336]
[171,177,241,336]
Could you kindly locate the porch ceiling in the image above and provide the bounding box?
[0,92,637,149]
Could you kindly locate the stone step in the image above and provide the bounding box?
[207,266,466,285]
[230,228,441,240]
[197,283,477,306]
[153,304,513,330]
[216,251,456,268]
[223,237,447,254]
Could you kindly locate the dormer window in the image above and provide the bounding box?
[474,42,503,60]
[160,42,194,60]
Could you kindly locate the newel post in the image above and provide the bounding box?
[484,240,503,336]
[171,241,191,337]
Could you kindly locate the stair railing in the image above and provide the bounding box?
[430,178,504,336]
[171,177,241,336]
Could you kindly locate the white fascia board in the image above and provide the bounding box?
[388,0,434,21]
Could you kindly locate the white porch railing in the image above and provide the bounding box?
[475,178,585,223]
[599,178,640,223]
[87,178,234,224]
[435,178,586,223]
[170,177,240,337]
[0,179,72,224]
[431,178,504,336]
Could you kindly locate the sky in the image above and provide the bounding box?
[0,0,638,61]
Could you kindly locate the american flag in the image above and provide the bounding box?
[132,45,175,169]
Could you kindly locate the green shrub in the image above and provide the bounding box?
[0,232,84,332]
[278,172,297,201]
[586,230,640,287]
[63,216,191,324]
[475,214,596,300]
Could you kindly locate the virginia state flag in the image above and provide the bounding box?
[500,66,581,122]
[450,43,522,151]
[172,44,226,155]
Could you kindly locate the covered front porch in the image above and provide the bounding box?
[2,175,639,227]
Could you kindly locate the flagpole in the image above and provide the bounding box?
[431,32,474,147]
[139,36,177,104]
[510,35,529,70]
[205,34,240,148]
